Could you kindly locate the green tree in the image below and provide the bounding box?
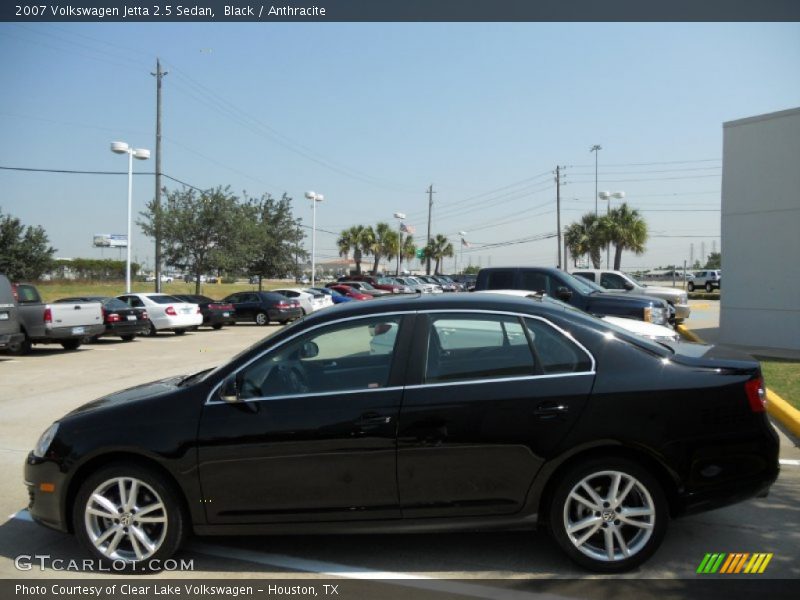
[424,234,454,275]
[705,252,721,269]
[602,203,648,270]
[337,225,373,275]
[565,213,603,268]
[139,186,243,294]
[463,264,480,275]
[0,208,56,281]
[368,222,400,275]
[242,193,307,290]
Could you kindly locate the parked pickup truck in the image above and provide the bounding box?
[0,274,25,351]
[474,266,672,326]
[8,283,104,354]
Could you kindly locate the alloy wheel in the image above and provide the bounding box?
[83,477,168,562]
[562,470,655,563]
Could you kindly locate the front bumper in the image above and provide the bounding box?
[24,452,70,533]
[673,303,691,321]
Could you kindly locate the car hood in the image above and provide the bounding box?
[591,290,667,307]
[64,375,185,418]
[641,285,685,298]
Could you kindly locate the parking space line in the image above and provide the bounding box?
[189,542,576,600]
[779,459,800,466]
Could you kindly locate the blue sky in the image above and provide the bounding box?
[1,22,799,272]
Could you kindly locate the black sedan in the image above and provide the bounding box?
[24,294,778,572]
[221,291,303,325]
[54,296,149,341]
[171,294,236,330]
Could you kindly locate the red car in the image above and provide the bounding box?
[337,275,404,294]
[327,284,373,301]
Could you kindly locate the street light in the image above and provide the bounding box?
[110,141,150,294]
[393,212,406,276]
[305,191,324,287]
[590,144,602,216]
[598,190,625,268]
[458,231,467,275]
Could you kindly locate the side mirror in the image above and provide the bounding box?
[219,374,240,403]
[556,286,573,301]
[299,341,319,359]
[623,282,635,291]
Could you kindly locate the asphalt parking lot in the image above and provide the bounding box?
[1,321,799,589]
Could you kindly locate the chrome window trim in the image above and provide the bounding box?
[204,307,598,406]
[207,385,406,406]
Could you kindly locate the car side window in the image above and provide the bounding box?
[601,273,627,290]
[524,318,593,374]
[425,314,535,383]
[486,270,515,289]
[520,271,550,293]
[238,315,403,399]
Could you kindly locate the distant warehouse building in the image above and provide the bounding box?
[720,107,800,357]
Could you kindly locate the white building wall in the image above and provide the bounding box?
[720,107,800,354]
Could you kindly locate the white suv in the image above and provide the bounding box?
[689,270,721,292]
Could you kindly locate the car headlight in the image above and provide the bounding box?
[33,422,59,458]
[647,307,667,325]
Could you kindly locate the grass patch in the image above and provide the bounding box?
[31,280,296,302]
[758,358,800,410]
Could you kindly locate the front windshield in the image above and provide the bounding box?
[626,273,646,286]
[562,272,601,294]
[358,282,376,290]
[377,277,394,284]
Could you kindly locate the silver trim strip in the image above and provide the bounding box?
[204,308,598,406]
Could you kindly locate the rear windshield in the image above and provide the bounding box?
[146,295,183,304]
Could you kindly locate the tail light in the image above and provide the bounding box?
[196,306,202,314]
[43,308,52,323]
[276,301,290,309]
[165,306,177,316]
[745,377,766,413]
[142,311,148,320]
[107,313,121,323]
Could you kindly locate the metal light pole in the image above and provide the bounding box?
[111,141,150,293]
[458,231,467,275]
[590,144,602,216]
[598,190,625,268]
[393,212,406,276]
[305,191,324,287]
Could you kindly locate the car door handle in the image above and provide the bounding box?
[356,413,392,426]
[534,402,569,418]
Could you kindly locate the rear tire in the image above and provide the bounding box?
[61,339,81,351]
[548,457,668,573]
[147,322,158,337]
[212,323,223,330]
[120,335,135,341]
[72,463,187,572]
[173,329,186,336]
[255,312,269,326]
[7,333,32,356]
[705,282,712,292]
[687,282,694,292]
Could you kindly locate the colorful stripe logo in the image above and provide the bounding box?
[697,553,773,574]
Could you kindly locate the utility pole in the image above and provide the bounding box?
[555,166,564,268]
[425,184,435,275]
[590,144,601,216]
[152,58,168,292]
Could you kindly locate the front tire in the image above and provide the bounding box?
[120,335,135,341]
[687,282,694,292]
[255,311,269,326]
[548,457,668,573]
[73,463,187,571]
[212,323,223,330]
[705,282,713,292]
[7,333,32,356]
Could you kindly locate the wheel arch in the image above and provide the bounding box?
[535,443,683,526]
[65,451,192,534]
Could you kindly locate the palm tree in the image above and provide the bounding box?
[603,203,648,270]
[368,222,399,274]
[425,234,454,274]
[337,225,373,275]
[565,213,604,268]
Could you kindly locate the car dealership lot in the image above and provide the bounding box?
[0,325,799,582]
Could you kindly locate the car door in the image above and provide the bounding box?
[197,313,414,524]
[397,311,595,518]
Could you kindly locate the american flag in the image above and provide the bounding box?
[400,223,416,234]
[461,237,470,247]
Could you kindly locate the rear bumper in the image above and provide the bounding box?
[103,321,150,337]
[0,332,25,349]
[204,311,237,326]
[269,307,303,322]
[42,324,105,340]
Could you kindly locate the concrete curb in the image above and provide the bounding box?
[676,324,800,437]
